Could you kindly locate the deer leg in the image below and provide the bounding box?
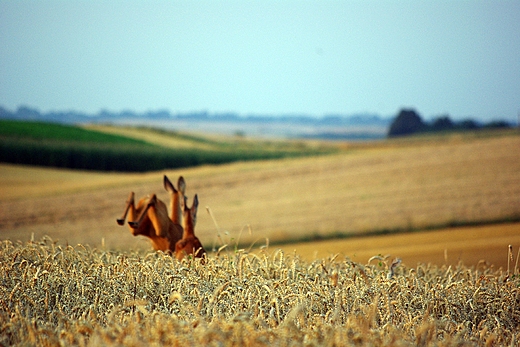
[163,175,187,225]
[146,196,171,238]
[163,175,176,220]
[117,192,135,226]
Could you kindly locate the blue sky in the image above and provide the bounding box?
[1,0,519,121]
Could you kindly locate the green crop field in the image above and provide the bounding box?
[0,119,152,145]
[0,120,332,172]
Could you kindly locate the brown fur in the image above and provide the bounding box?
[175,194,206,261]
[163,175,186,226]
[117,192,183,252]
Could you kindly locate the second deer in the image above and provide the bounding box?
[175,194,206,261]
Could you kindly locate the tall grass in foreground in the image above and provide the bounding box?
[1,238,519,346]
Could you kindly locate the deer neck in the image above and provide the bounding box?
[182,215,195,238]
[172,194,183,225]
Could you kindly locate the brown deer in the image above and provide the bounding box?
[116,192,183,253]
[175,194,206,261]
[163,175,186,226]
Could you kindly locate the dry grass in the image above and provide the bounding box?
[2,238,520,346]
[0,163,159,200]
[170,134,520,247]
[277,222,520,269]
[83,125,217,150]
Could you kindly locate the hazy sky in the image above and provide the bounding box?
[1,1,519,121]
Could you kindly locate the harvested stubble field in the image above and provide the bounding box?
[0,131,519,268]
[1,238,519,346]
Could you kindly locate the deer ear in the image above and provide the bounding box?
[178,176,186,194]
[182,196,188,212]
[192,194,199,216]
[164,175,176,193]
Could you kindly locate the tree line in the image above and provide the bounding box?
[388,109,513,137]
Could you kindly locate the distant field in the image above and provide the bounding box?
[0,129,518,268]
[276,222,520,269]
[0,120,331,171]
[0,119,150,145]
[84,124,332,152]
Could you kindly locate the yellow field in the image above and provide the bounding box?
[83,124,217,150]
[0,131,519,269]
[2,239,518,346]
[277,223,520,269]
[1,130,520,345]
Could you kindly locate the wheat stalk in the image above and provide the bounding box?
[1,238,519,346]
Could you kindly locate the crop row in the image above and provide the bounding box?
[0,120,330,171]
[0,138,307,172]
[0,119,149,145]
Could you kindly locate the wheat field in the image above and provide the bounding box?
[1,238,519,346]
[1,131,520,345]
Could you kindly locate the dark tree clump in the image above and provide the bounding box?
[483,120,511,129]
[387,109,426,137]
[430,116,454,131]
[457,119,480,130]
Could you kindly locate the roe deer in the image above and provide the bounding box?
[175,194,206,261]
[163,175,186,226]
[117,192,183,252]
